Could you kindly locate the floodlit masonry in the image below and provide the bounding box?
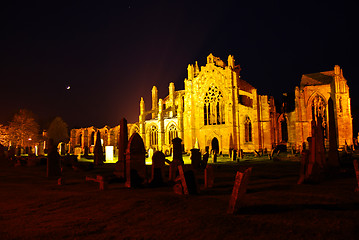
[70,54,353,155]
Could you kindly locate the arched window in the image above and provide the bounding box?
[244,117,252,142]
[204,86,225,125]
[311,94,327,138]
[150,125,158,146]
[168,124,178,144]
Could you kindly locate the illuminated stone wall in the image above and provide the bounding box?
[287,65,353,149]
[70,56,353,155]
[137,54,278,154]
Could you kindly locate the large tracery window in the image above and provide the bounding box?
[150,125,158,146]
[168,124,178,144]
[311,94,327,138]
[204,86,225,125]
[244,116,252,142]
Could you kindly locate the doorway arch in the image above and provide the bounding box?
[211,137,219,154]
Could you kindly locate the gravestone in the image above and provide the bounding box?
[190,148,201,170]
[74,147,82,159]
[227,167,252,214]
[353,160,359,192]
[201,152,209,169]
[212,152,217,163]
[327,97,340,168]
[169,138,184,181]
[149,151,166,187]
[173,165,198,195]
[201,146,210,169]
[204,165,214,188]
[148,148,154,161]
[47,139,62,178]
[125,133,147,188]
[232,149,237,162]
[94,130,104,166]
[86,175,107,190]
[115,118,128,179]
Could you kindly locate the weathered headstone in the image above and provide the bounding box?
[47,139,62,178]
[85,175,107,190]
[149,151,166,187]
[173,165,198,195]
[204,165,214,188]
[125,133,147,188]
[327,97,340,168]
[297,142,310,184]
[227,167,252,214]
[169,138,184,181]
[94,130,104,166]
[115,118,128,179]
[201,146,210,169]
[353,160,359,192]
[232,149,237,162]
[74,147,82,159]
[190,148,201,170]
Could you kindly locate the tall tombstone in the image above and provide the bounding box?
[227,167,252,214]
[172,137,184,164]
[47,139,62,178]
[94,130,104,166]
[353,160,359,191]
[327,97,340,168]
[115,118,128,178]
[316,116,325,168]
[204,165,214,188]
[190,148,201,170]
[149,151,166,187]
[173,165,198,195]
[125,133,147,188]
[169,138,184,181]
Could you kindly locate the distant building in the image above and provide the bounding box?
[70,54,353,155]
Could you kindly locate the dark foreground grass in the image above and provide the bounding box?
[1,153,359,240]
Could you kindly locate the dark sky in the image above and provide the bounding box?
[1,1,358,130]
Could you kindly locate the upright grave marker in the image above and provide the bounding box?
[149,151,166,187]
[204,165,214,188]
[169,138,184,181]
[115,118,128,179]
[227,167,252,214]
[353,160,359,192]
[125,133,147,188]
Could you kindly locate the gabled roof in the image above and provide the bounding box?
[300,70,334,86]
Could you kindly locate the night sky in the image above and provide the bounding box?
[1,1,358,131]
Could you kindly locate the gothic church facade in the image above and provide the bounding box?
[70,54,353,155]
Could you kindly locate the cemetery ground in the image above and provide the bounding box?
[1,153,359,240]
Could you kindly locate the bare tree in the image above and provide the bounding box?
[8,109,40,148]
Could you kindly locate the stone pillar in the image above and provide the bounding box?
[151,86,158,119]
[169,82,175,117]
[158,99,164,151]
[177,96,184,140]
[139,97,146,143]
